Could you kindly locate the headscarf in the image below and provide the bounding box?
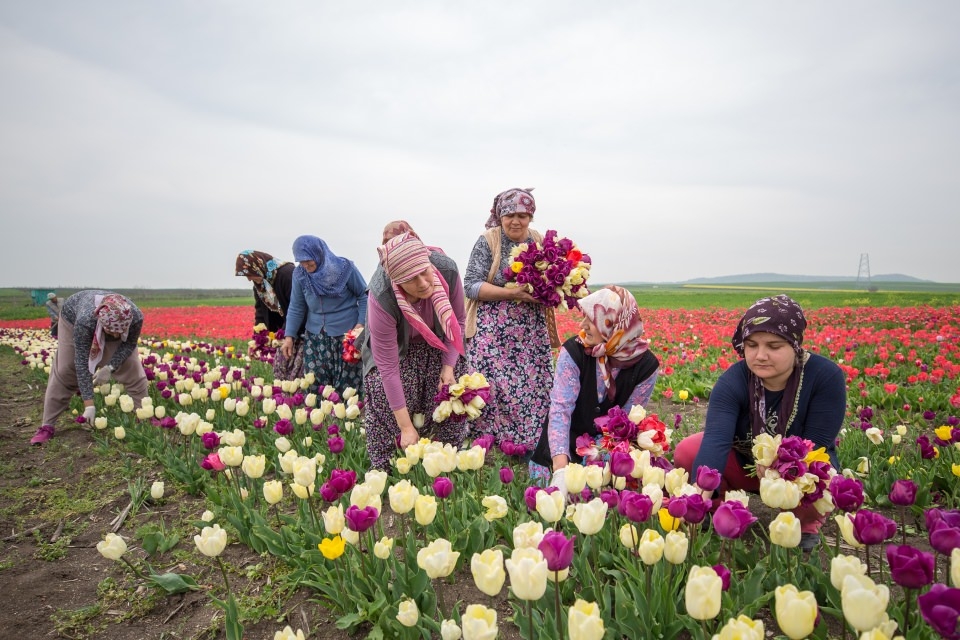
[382,220,420,245]
[89,294,134,373]
[731,294,809,438]
[484,187,536,229]
[235,250,288,315]
[291,236,353,298]
[378,232,464,356]
[577,285,650,400]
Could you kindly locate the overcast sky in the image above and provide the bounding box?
[1,1,958,289]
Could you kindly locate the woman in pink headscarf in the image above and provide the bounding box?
[360,232,485,470]
[31,290,148,445]
[529,286,660,487]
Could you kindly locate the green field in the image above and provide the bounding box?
[2,282,959,322]
[0,288,253,321]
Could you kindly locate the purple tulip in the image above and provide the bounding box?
[433,476,454,499]
[929,518,960,556]
[617,490,653,524]
[328,469,357,495]
[473,434,495,451]
[344,505,379,533]
[319,482,339,502]
[538,531,576,572]
[599,489,620,509]
[667,496,688,519]
[327,436,345,454]
[712,501,757,539]
[695,466,721,492]
[886,544,935,589]
[829,476,865,513]
[327,424,340,436]
[917,435,937,460]
[328,391,341,403]
[524,486,540,511]
[889,479,918,507]
[609,451,635,478]
[919,583,960,640]
[852,509,898,545]
[201,432,221,450]
[923,410,937,422]
[499,467,515,484]
[274,418,293,436]
[712,564,731,591]
[160,416,177,429]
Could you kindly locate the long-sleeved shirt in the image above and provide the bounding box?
[45,299,61,321]
[62,290,143,401]
[368,274,466,411]
[547,348,659,458]
[283,265,368,338]
[254,263,295,333]
[692,353,847,475]
[463,229,530,297]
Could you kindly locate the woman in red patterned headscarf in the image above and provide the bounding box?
[31,290,148,445]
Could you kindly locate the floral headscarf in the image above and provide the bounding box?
[732,294,809,438]
[484,187,536,229]
[235,250,288,315]
[291,236,353,298]
[577,285,650,399]
[378,232,464,356]
[89,294,134,373]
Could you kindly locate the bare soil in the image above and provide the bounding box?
[0,346,517,640]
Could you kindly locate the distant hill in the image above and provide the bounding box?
[681,273,930,285]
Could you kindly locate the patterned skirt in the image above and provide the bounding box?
[272,337,305,381]
[467,300,554,450]
[303,330,363,395]
[363,340,494,471]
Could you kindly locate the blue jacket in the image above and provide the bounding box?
[284,265,368,337]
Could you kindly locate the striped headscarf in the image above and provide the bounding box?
[89,294,135,373]
[378,232,463,356]
[235,250,288,315]
[292,236,353,298]
[484,187,536,229]
[577,285,650,400]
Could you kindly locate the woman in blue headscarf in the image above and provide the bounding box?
[282,236,368,394]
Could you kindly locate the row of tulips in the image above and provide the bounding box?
[3,303,960,639]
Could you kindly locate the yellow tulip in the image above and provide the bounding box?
[678,389,689,401]
[568,599,605,640]
[840,574,890,632]
[263,480,283,505]
[663,530,689,564]
[936,425,953,441]
[322,504,345,535]
[535,490,565,524]
[685,565,721,620]
[658,508,681,531]
[774,584,818,639]
[194,524,228,557]
[505,547,549,601]
[512,521,545,550]
[318,535,345,560]
[712,615,764,640]
[952,463,960,478]
[805,446,830,464]
[769,512,802,549]
[414,494,437,526]
[572,497,608,536]
[638,529,664,565]
[830,554,867,591]
[96,532,128,561]
[417,538,460,579]
[396,598,419,627]
[461,603,497,639]
[388,480,419,515]
[374,536,394,560]
[470,549,506,597]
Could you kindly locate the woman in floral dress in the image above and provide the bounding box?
[464,188,560,452]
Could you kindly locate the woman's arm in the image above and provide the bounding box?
[548,349,582,470]
[798,362,847,452]
[691,367,745,482]
[253,287,269,327]
[349,265,368,327]
[282,278,307,357]
[623,370,659,412]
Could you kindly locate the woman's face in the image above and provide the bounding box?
[399,268,435,300]
[743,331,797,390]
[300,260,318,273]
[580,315,604,345]
[246,275,264,284]
[501,212,532,242]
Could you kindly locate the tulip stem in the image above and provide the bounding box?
[864,544,872,578]
[216,555,232,596]
[903,587,913,634]
[899,506,907,546]
[435,579,449,619]
[120,556,146,580]
[527,600,533,640]
[554,573,564,640]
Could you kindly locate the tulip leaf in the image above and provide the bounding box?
[147,572,200,594]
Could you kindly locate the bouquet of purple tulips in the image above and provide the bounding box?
[502,230,592,309]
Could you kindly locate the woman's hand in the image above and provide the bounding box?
[399,426,420,449]
[509,287,537,304]
[438,365,455,390]
[281,336,294,358]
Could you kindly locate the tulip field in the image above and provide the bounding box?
[2,297,960,640]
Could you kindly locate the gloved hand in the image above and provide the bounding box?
[549,467,568,493]
[82,405,96,423]
[92,366,112,385]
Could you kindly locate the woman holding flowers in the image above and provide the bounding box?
[362,232,478,470]
[31,290,148,444]
[464,187,560,451]
[674,294,846,549]
[282,236,367,394]
[235,250,304,380]
[529,285,660,485]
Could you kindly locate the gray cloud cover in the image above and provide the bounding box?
[1,1,958,288]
